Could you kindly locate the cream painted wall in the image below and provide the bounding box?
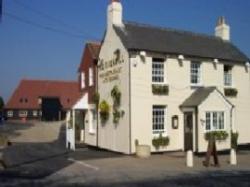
[130,55,250,153]
[84,105,98,146]
[97,25,130,154]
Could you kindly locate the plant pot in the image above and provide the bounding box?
[136,145,151,158]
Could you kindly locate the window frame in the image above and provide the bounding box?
[19,110,28,118]
[152,105,167,134]
[190,61,202,86]
[205,111,225,132]
[81,72,85,89]
[89,109,97,134]
[152,58,165,84]
[7,110,13,117]
[224,65,233,87]
[89,67,94,86]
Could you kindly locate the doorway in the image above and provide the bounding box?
[184,112,193,151]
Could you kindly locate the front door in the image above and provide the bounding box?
[184,112,193,151]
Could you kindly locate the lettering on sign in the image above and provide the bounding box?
[99,49,124,83]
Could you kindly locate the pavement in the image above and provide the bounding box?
[0,120,250,186]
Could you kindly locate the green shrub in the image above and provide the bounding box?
[205,131,229,141]
[231,131,239,149]
[152,84,169,95]
[152,134,170,149]
[111,85,121,107]
[99,100,110,123]
[224,88,238,97]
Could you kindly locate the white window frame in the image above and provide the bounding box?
[190,61,202,86]
[89,67,94,86]
[33,110,38,117]
[7,110,13,117]
[81,72,85,89]
[89,109,96,134]
[152,58,165,84]
[205,111,225,132]
[224,65,233,87]
[152,106,167,134]
[19,110,28,117]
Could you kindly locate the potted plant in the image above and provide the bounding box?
[99,100,110,123]
[152,134,170,149]
[205,131,229,141]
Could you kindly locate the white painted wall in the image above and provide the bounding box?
[97,22,130,154]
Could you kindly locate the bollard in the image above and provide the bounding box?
[230,149,237,165]
[186,150,193,167]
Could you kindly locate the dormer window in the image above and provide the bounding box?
[152,58,165,83]
[224,65,232,86]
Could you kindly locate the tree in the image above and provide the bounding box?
[0,96,4,111]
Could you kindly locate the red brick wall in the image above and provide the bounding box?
[78,45,97,103]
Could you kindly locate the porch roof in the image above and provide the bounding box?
[180,87,217,107]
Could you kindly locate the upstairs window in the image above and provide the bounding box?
[89,67,94,86]
[224,65,232,86]
[152,58,165,83]
[190,62,201,85]
[81,72,85,89]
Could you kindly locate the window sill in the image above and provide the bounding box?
[190,84,204,89]
[89,131,96,135]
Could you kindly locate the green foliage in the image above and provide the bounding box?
[152,84,169,95]
[0,96,4,110]
[111,85,124,124]
[231,131,239,150]
[111,85,121,107]
[99,100,110,123]
[152,134,170,149]
[205,131,229,141]
[224,88,238,97]
[93,92,100,107]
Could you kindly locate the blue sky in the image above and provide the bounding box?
[0,0,250,102]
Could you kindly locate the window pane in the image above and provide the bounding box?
[191,62,200,84]
[152,60,165,83]
[152,106,166,133]
[206,112,211,130]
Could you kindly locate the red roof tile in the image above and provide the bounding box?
[5,79,82,110]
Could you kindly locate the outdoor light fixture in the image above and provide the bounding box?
[213,59,219,69]
[140,51,146,62]
[178,55,184,66]
[172,115,179,129]
[178,54,184,60]
[245,61,250,72]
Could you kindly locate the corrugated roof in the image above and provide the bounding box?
[5,80,82,109]
[114,22,249,63]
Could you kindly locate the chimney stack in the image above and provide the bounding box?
[107,0,123,28]
[215,16,230,41]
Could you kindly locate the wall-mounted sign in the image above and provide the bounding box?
[99,49,125,83]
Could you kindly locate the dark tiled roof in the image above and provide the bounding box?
[114,22,249,63]
[5,80,82,109]
[181,87,216,107]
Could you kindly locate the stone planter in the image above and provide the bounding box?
[136,145,151,158]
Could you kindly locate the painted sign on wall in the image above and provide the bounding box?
[99,49,124,83]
